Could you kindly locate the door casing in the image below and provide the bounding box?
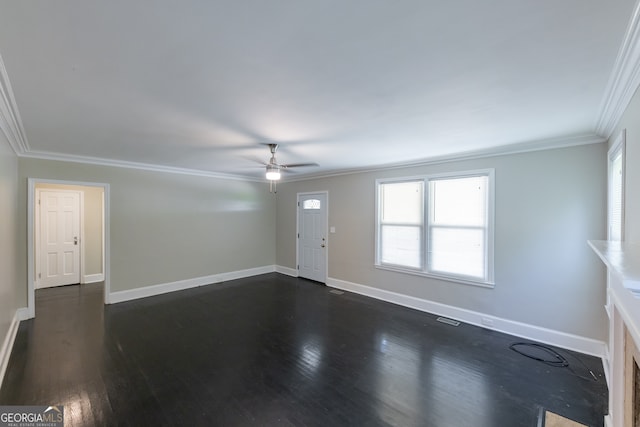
[27,178,110,319]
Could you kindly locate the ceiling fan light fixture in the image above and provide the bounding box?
[265,164,281,181]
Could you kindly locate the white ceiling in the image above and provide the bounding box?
[0,0,637,180]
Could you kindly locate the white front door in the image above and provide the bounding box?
[38,190,81,288]
[298,193,327,283]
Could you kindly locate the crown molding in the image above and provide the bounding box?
[21,133,601,185]
[282,133,606,183]
[0,42,612,183]
[595,0,640,138]
[20,150,262,182]
[0,53,29,154]
[0,51,258,183]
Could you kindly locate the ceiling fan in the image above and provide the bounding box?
[262,143,318,192]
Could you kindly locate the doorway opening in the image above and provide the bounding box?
[27,179,110,318]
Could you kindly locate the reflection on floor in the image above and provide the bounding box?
[0,273,607,426]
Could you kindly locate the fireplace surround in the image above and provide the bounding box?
[625,328,640,426]
[589,240,640,427]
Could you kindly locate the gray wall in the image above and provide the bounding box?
[36,183,104,277]
[611,86,640,244]
[276,144,608,340]
[17,158,276,304]
[7,141,610,343]
[0,133,19,349]
[83,186,103,275]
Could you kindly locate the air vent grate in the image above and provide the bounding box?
[436,317,460,327]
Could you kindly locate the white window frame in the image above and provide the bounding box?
[608,129,625,241]
[376,179,426,271]
[375,169,495,288]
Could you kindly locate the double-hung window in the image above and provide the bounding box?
[378,180,424,270]
[376,169,494,286]
[608,130,625,241]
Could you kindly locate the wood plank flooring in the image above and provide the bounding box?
[0,273,607,426]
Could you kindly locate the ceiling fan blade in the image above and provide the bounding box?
[241,155,268,166]
[281,162,319,168]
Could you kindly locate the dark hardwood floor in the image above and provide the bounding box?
[1,273,607,426]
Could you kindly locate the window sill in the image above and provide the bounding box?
[375,264,495,289]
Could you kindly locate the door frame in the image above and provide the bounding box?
[27,178,111,319]
[296,191,329,283]
[35,188,83,289]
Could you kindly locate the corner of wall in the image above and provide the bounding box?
[0,307,27,389]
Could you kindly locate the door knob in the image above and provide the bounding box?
[74,237,78,245]
[321,243,325,248]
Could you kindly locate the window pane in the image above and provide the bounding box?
[610,152,623,241]
[431,176,487,226]
[429,227,485,278]
[376,170,493,284]
[381,225,421,268]
[303,199,321,210]
[381,181,423,224]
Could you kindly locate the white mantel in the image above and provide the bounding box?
[589,240,640,296]
[588,240,640,427]
[589,240,640,345]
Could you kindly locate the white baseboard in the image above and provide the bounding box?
[604,414,612,427]
[326,277,606,357]
[82,273,104,284]
[0,308,28,389]
[109,265,276,304]
[276,265,298,277]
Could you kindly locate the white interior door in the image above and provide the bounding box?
[38,190,81,288]
[298,193,327,283]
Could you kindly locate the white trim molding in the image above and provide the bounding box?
[283,134,605,183]
[0,308,28,390]
[20,150,260,182]
[0,53,28,155]
[326,277,606,357]
[82,273,105,284]
[276,265,298,277]
[109,265,276,304]
[595,0,640,137]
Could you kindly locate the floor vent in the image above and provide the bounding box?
[436,317,460,327]
[329,289,344,295]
